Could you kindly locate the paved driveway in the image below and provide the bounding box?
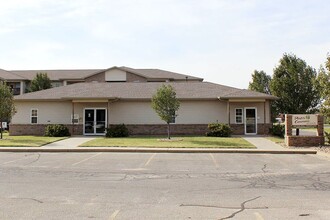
[0,152,330,219]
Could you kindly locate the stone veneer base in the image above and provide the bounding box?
[9,123,272,136]
[285,136,325,146]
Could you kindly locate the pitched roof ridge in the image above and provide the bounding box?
[119,66,149,78]
[0,68,27,80]
[203,81,241,90]
[123,66,203,80]
[11,68,104,71]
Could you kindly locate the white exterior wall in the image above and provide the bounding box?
[105,69,126,81]
[229,101,270,124]
[12,101,72,124]
[176,100,227,124]
[109,100,228,124]
[12,99,238,125]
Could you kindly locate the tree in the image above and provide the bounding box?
[29,72,52,92]
[151,85,180,139]
[317,54,330,123]
[248,70,272,94]
[270,53,320,114]
[0,82,16,139]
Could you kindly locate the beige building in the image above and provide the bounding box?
[5,66,277,136]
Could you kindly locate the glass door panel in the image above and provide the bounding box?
[245,108,256,134]
[84,109,95,134]
[96,109,106,134]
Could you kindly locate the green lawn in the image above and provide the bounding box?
[325,127,330,133]
[0,133,67,147]
[81,136,255,148]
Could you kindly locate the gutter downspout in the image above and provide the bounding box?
[264,101,266,135]
[72,101,75,135]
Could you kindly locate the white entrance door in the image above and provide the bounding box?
[84,108,107,135]
[245,108,257,135]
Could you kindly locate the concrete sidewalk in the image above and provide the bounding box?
[42,136,96,149]
[243,136,286,150]
[0,136,317,154]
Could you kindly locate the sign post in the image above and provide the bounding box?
[285,114,324,146]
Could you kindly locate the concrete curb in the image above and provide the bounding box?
[0,148,317,154]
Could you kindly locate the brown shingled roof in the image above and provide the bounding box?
[10,69,103,81]
[222,89,277,99]
[120,66,203,81]
[0,68,26,80]
[9,66,203,81]
[14,82,277,101]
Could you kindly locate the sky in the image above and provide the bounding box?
[0,0,329,89]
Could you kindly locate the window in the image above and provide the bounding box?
[71,114,79,124]
[169,110,176,124]
[31,109,38,124]
[51,81,63,88]
[235,108,243,124]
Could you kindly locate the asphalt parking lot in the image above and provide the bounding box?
[0,152,330,219]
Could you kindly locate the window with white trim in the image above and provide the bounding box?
[31,109,38,124]
[169,110,176,124]
[235,108,243,124]
[71,114,79,123]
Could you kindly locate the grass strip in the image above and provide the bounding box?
[0,133,67,147]
[81,136,255,148]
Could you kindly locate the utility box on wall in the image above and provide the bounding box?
[285,114,325,146]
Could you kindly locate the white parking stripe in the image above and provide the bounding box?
[72,153,102,166]
[254,212,264,220]
[144,153,156,167]
[1,155,34,165]
[109,210,120,220]
[209,153,219,168]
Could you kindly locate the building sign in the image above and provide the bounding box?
[292,114,318,126]
[1,122,7,129]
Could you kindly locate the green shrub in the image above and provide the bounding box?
[45,124,71,137]
[106,124,129,138]
[325,132,330,144]
[206,123,231,137]
[269,124,285,138]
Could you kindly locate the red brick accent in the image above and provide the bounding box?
[317,115,324,136]
[10,124,208,136]
[285,114,292,136]
[70,124,83,135]
[230,124,271,135]
[230,124,244,135]
[9,124,83,136]
[10,123,272,136]
[285,136,325,146]
[285,114,325,146]
[126,72,147,82]
[10,124,46,136]
[125,124,208,135]
[85,72,106,82]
